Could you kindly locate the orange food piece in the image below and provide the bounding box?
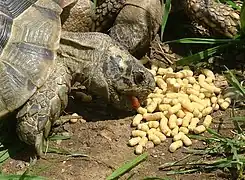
[131,96,140,109]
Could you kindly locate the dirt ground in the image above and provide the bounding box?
[0,95,240,180]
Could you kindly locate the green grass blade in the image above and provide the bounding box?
[48,134,71,141]
[0,149,10,164]
[0,174,46,180]
[240,0,245,36]
[143,177,172,180]
[106,153,148,180]
[206,128,224,139]
[224,67,245,96]
[164,38,238,44]
[176,43,230,65]
[230,116,245,121]
[160,0,171,41]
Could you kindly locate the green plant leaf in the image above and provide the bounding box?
[240,0,245,36]
[160,0,171,41]
[165,38,238,44]
[106,153,148,180]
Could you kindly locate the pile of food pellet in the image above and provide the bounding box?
[129,65,231,154]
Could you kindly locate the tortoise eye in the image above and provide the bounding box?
[134,72,145,85]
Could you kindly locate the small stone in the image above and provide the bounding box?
[70,113,79,123]
[145,141,154,149]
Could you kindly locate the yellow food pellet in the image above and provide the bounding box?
[176,118,183,126]
[131,130,147,137]
[147,101,158,113]
[137,123,149,132]
[188,118,199,131]
[182,78,189,85]
[179,127,189,134]
[186,77,196,84]
[203,98,211,107]
[169,140,183,152]
[148,133,161,145]
[173,132,184,141]
[156,78,167,90]
[170,99,179,106]
[194,125,206,134]
[205,77,213,83]
[171,126,179,137]
[220,101,230,110]
[143,112,163,121]
[157,68,167,75]
[128,137,141,146]
[203,115,212,128]
[160,117,171,136]
[162,98,172,104]
[146,98,152,105]
[200,81,221,93]
[176,78,183,86]
[180,99,194,112]
[70,113,79,123]
[148,93,165,99]
[189,94,203,104]
[154,87,163,94]
[181,134,192,146]
[202,107,213,116]
[193,108,202,118]
[192,102,205,112]
[168,103,181,115]
[199,93,205,99]
[132,114,143,126]
[166,78,176,86]
[152,97,162,104]
[198,74,206,82]
[176,110,185,118]
[182,114,192,127]
[193,84,201,91]
[168,114,177,129]
[158,104,171,111]
[186,88,199,96]
[139,136,148,147]
[166,92,188,99]
[135,145,143,154]
[166,72,177,78]
[212,103,219,111]
[220,97,231,110]
[154,131,166,141]
[147,128,157,134]
[148,121,160,128]
[202,69,215,80]
[211,96,218,104]
[137,107,147,115]
[204,92,212,98]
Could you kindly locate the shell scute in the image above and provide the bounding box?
[0,0,62,115]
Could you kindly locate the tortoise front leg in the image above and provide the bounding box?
[16,63,72,157]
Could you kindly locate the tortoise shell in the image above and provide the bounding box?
[0,0,63,117]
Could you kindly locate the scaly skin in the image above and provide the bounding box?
[92,0,241,50]
[182,0,241,38]
[16,32,155,157]
[92,0,163,58]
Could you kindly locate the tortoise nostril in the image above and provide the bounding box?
[134,72,145,85]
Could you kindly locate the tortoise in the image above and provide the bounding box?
[0,0,155,157]
[90,0,240,55]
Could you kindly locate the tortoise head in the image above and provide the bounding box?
[101,45,155,111]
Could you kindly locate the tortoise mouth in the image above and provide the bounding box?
[114,89,151,110]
